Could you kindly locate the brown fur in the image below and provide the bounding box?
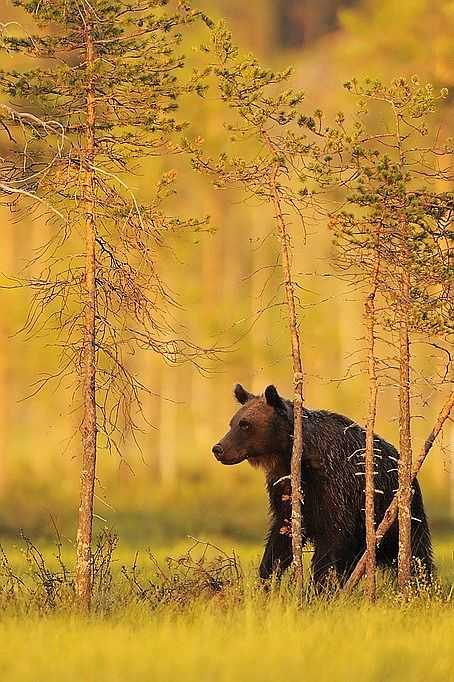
[212,383,434,584]
[213,396,291,469]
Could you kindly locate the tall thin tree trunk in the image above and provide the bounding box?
[345,391,454,592]
[0,210,15,494]
[75,20,97,611]
[393,104,413,592]
[269,163,304,595]
[158,366,178,486]
[398,268,413,590]
[450,423,454,522]
[364,251,380,601]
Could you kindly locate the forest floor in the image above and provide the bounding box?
[1,533,454,681]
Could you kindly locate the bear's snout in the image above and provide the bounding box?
[212,443,224,460]
[212,440,246,465]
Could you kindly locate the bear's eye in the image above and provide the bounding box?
[239,419,250,431]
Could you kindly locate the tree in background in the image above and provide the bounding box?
[0,97,64,494]
[330,77,453,592]
[277,0,359,48]
[0,0,210,610]
[0,103,61,204]
[189,22,329,595]
[340,0,454,90]
[331,204,382,600]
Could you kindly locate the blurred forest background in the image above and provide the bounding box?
[0,0,453,548]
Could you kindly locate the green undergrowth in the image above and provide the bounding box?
[1,533,454,681]
[1,530,453,615]
[1,585,454,682]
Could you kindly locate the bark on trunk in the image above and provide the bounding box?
[158,367,178,486]
[75,20,97,612]
[393,106,413,592]
[450,423,454,521]
[398,269,412,590]
[0,211,14,494]
[344,391,454,593]
[270,163,304,595]
[364,271,379,601]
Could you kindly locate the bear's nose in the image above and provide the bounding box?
[212,444,224,459]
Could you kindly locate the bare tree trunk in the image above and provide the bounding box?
[450,423,454,522]
[364,254,380,601]
[158,366,178,486]
[270,164,304,595]
[398,268,413,590]
[392,104,413,592]
[0,210,15,494]
[75,20,97,611]
[345,391,454,593]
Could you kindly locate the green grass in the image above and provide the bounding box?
[1,534,454,681]
[1,599,454,682]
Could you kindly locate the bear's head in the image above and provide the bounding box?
[212,384,292,469]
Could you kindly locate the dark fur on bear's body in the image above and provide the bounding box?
[212,384,433,586]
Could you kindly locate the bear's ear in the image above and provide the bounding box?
[264,385,285,411]
[234,384,253,405]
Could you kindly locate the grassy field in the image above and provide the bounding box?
[2,600,454,682]
[1,533,454,682]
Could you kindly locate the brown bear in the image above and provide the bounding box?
[212,383,433,586]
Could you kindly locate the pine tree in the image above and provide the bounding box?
[331,77,453,592]
[189,22,326,595]
[0,0,209,610]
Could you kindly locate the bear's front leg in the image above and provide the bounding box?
[259,520,294,580]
